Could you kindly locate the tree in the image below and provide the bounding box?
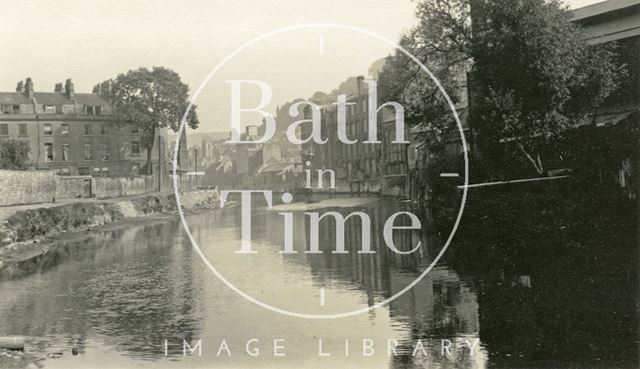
[380,0,624,176]
[0,139,31,170]
[470,0,623,175]
[110,67,199,174]
[377,0,472,145]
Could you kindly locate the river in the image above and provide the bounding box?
[0,195,636,368]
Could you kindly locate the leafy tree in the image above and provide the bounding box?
[376,0,473,199]
[377,0,472,145]
[379,0,624,177]
[0,139,31,170]
[470,0,623,175]
[110,67,199,174]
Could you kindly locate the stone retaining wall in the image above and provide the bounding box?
[0,170,57,206]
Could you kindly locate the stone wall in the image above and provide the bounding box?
[0,170,57,206]
[0,169,201,207]
[94,176,156,199]
[56,176,90,199]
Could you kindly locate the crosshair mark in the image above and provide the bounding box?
[440,173,460,178]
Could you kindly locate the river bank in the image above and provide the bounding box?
[0,190,221,277]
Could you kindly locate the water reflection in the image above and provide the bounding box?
[0,194,635,368]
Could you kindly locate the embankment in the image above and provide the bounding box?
[0,190,220,274]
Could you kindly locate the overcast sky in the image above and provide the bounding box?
[1,0,605,133]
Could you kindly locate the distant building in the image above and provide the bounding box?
[0,77,167,177]
[301,78,383,193]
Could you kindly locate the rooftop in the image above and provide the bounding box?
[572,0,639,20]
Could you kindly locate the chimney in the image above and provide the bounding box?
[16,81,24,93]
[65,78,75,98]
[25,78,34,99]
[54,83,64,93]
[357,75,365,96]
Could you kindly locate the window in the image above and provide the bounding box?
[83,143,93,161]
[0,124,8,135]
[131,141,140,155]
[101,167,109,175]
[78,167,90,176]
[84,124,92,136]
[18,124,27,136]
[61,144,70,162]
[100,143,109,161]
[132,165,139,176]
[44,105,56,114]
[92,167,101,175]
[83,106,102,115]
[44,124,52,135]
[44,143,53,162]
[1,105,19,114]
[61,167,70,176]
[100,125,106,135]
[61,124,69,136]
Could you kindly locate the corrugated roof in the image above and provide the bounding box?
[572,0,639,21]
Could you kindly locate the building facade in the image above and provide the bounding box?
[0,78,166,177]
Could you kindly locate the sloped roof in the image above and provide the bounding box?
[73,93,110,106]
[33,92,73,105]
[0,92,31,105]
[258,162,294,174]
[572,0,638,21]
[499,108,639,143]
[0,91,110,106]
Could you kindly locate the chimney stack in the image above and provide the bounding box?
[25,78,34,99]
[357,75,365,96]
[16,81,24,93]
[54,83,64,93]
[65,78,74,98]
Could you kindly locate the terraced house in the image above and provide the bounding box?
[0,77,167,177]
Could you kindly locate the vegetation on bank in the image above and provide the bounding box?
[0,191,220,251]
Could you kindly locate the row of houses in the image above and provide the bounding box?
[0,78,191,178]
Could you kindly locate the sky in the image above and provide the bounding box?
[0,0,605,133]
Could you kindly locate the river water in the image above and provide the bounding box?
[0,195,636,368]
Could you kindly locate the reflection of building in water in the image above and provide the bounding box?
[387,267,482,369]
[275,199,481,353]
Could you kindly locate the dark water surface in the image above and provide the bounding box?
[0,195,636,368]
